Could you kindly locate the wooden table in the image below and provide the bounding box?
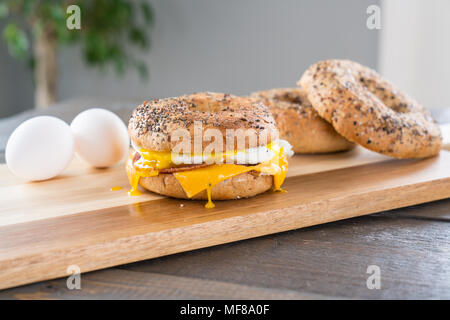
[0,100,449,299]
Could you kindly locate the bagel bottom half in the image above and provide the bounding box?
[250,88,354,154]
[125,150,275,201]
[272,106,355,153]
[136,170,273,200]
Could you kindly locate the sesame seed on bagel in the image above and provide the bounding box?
[298,59,442,159]
[251,87,354,154]
[128,92,279,152]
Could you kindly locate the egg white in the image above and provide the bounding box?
[132,140,293,165]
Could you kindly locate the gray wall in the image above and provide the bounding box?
[0,22,34,118]
[0,0,379,118]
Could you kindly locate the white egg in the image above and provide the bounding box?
[70,108,129,168]
[6,116,75,181]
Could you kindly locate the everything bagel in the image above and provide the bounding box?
[128,92,278,152]
[299,60,442,158]
[251,88,354,153]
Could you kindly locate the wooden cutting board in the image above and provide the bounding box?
[1,146,450,290]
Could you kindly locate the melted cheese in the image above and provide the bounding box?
[127,142,289,207]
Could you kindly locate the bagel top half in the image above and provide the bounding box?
[129,92,278,152]
[299,59,442,159]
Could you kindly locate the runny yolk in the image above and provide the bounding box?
[272,147,287,192]
[126,142,288,208]
[126,150,171,196]
[205,186,215,209]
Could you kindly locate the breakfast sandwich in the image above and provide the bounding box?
[126,92,293,208]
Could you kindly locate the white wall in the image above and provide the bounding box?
[1,0,379,117]
[380,0,450,109]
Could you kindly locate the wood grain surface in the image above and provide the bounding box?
[1,199,449,299]
[0,148,450,290]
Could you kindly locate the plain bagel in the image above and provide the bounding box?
[251,88,354,153]
[299,59,442,159]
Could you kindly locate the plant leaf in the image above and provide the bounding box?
[2,23,29,60]
[141,2,154,26]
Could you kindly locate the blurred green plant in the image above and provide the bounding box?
[0,0,154,108]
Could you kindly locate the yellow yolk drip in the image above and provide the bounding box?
[205,187,215,209]
[272,147,287,192]
[126,149,173,196]
[126,142,288,208]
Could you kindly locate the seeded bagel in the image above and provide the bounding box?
[251,88,354,153]
[125,150,274,200]
[299,60,442,158]
[129,92,278,152]
[137,170,273,200]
